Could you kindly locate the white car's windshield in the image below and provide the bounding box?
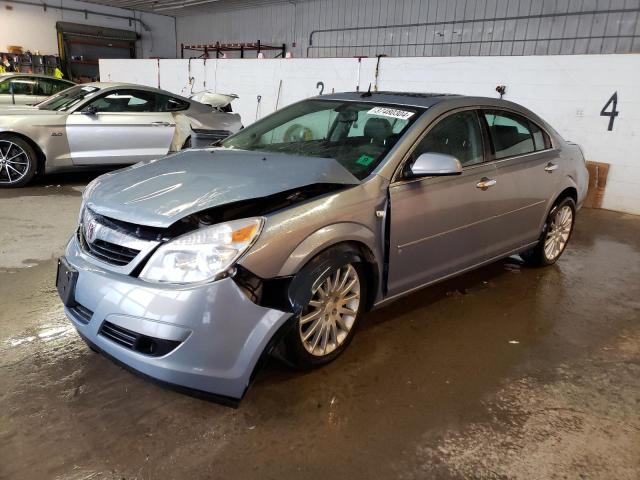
[220,99,424,180]
[38,85,101,111]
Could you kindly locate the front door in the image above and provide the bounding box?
[66,89,175,165]
[387,109,501,297]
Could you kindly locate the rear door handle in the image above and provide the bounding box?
[476,177,497,190]
[150,121,172,127]
[544,162,559,172]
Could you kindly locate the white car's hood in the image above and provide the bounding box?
[0,106,64,116]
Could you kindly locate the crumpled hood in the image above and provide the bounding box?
[85,148,360,228]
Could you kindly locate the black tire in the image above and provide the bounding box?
[182,137,192,150]
[283,245,368,369]
[521,196,576,267]
[0,134,38,188]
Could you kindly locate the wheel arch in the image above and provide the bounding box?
[283,231,380,313]
[555,185,578,205]
[275,222,381,309]
[0,131,46,175]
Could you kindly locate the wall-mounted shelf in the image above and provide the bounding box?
[181,41,286,59]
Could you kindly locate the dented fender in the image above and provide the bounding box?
[277,222,381,278]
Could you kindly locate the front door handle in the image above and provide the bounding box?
[544,162,559,172]
[476,177,497,190]
[150,121,172,127]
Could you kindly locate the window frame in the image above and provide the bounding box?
[481,108,554,162]
[392,106,490,184]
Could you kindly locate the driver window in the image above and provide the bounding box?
[412,110,483,167]
[8,78,37,95]
[86,90,158,113]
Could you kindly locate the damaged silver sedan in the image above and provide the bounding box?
[57,92,589,403]
[0,83,241,187]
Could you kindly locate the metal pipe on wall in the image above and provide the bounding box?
[0,0,151,31]
[307,6,640,56]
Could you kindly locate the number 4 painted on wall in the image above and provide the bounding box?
[600,92,619,131]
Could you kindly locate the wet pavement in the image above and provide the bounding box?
[1,175,639,480]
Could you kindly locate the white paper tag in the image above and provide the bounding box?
[367,106,415,120]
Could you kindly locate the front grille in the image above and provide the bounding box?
[78,229,140,267]
[69,303,93,325]
[99,321,181,357]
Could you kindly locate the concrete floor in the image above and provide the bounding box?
[1,174,639,480]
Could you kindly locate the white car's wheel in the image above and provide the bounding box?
[0,136,37,188]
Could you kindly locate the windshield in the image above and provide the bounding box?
[220,99,423,179]
[37,85,101,111]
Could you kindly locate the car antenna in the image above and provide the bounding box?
[361,83,373,98]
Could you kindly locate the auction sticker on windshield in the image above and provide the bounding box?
[367,106,415,120]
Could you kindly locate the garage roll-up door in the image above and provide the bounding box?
[56,22,138,83]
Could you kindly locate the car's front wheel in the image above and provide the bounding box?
[285,251,367,368]
[521,196,576,266]
[0,135,37,188]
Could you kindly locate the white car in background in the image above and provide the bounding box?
[0,82,242,187]
[0,73,74,106]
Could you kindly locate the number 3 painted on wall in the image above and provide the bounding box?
[600,92,619,131]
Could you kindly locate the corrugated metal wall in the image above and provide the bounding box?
[176,0,640,58]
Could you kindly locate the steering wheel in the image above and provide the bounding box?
[283,124,313,142]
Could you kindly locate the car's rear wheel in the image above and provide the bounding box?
[285,253,367,368]
[521,197,576,266]
[0,135,37,188]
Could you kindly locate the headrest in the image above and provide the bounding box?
[492,125,520,149]
[364,117,392,143]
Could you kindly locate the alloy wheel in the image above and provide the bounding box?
[299,264,361,357]
[0,140,30,185]
[544,205,573,261]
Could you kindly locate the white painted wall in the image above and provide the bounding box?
[100,54,640,215]
[0,0,175,59]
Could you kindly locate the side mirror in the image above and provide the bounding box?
[82,105,98,115]
[407,152,462,178]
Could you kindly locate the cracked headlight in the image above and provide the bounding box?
[140,217,263,284]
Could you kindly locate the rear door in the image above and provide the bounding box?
[65,89,175,165]
[387,109,502,296]
[482,110,561,257]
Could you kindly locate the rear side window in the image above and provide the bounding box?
[484,111,535,159]
[530,121,552,150]
[157,94,189,112]
[37,78,70,96]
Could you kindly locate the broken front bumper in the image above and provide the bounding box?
[61,236,291,401]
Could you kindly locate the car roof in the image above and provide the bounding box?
[0,72,74,83]
[317,91,529,110]
[79,82,191,100]
[317,91,463,108]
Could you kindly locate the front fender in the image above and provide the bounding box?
[276,222,381,278]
